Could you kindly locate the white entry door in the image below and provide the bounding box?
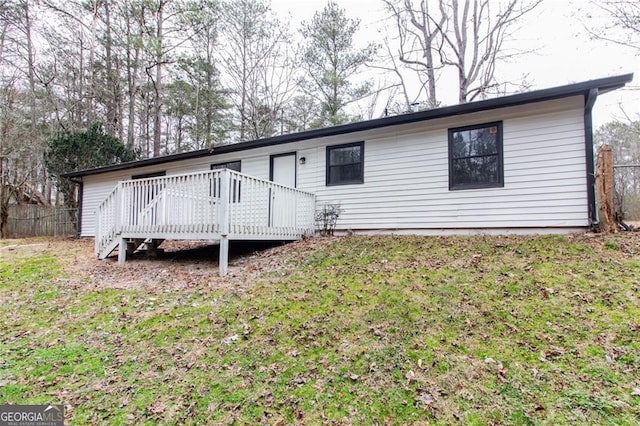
[270,153,296,188]
[269,153,297,228]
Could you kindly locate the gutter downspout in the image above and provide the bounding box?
[584,88,598,227]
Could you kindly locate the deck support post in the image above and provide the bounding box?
[118,238,126,264]
[219,236,229,276]
[219,169,231,277]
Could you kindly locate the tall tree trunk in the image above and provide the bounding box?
[126,7,141,150]
[0,190,7,238]
[24,0,40,189]
[24,0,36,136]
[116,55,124,142]
[144,89,151,157]
[76,38,84,127]
[240,58,246,141]
[104,1,118,136]
[86,0,99,127]
[0,125,5,238]
[0,86,11,238]
[204,42,212,146]
[0,15,8,69]
[153,2,164,157]
[43,167,52,205]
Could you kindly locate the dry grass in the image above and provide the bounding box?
[1,233,639,424]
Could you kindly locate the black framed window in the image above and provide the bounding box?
[211,161,241,202]
[326,142,364,186]
[211,161,241,172]
[132,170,166,180]
[448,122,503,190]
[131,171,166,225]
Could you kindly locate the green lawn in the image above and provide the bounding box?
[1,234,639,424]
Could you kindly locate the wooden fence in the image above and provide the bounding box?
[6,205,77,237]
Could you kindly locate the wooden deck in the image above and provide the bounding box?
[95,169,316,275]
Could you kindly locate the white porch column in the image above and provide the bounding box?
[219,236,229,276]
[219,169,231,276]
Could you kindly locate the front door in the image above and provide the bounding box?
[269,153,297,228]
[270,153,296,188]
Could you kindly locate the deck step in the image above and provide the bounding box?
[98,237,121,260]
[99,237,166,260]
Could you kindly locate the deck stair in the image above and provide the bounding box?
[97,237,163,260]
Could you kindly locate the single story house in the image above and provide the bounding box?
[64,73,633,275]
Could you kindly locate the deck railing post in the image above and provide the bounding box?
[115,182,126,262]
[95,204,102,256]
[219,169,231,276]
[114,181,123,234]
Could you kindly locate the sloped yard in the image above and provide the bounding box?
[0,234,639,424]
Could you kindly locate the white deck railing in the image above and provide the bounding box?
[95,185,120,256]
[95,169,316,259]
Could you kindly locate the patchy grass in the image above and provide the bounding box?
[0,234,639,424]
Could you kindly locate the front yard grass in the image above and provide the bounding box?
[0,234,638,424]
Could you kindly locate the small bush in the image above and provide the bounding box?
[315,203,342,236]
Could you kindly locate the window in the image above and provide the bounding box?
[326,142,364,186]
[132,170,166,180]
[211,161,241,172]
[131,171,166,225]
[448,122,503,190]
[211,161,241,202]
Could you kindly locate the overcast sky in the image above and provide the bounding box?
[271,0,639,127]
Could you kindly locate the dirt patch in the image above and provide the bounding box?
[8,232,636,293]
[0,243,47,251]
[1,237,329,293]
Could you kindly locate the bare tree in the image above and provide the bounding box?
[218,0,293,141]
[0,84,41,236]
[383,0,445,109]
[595,120,640,221]
[0,1,54,235]
[121,0,146,149]
[174,0,230,149]
[247,40,297,138]
[383,0,541,109]
[101,0,121,139]
[150,0,168,157]
[586,1,640,52]
[42,0,105,129]
[439,0,541,103]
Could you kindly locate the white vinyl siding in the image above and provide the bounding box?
[304,98,587,231]
[80,96,588,236]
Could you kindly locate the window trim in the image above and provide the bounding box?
[132,170,166,180]
[326,141,365,186]
[210,161,241,172]
[269,152,297,187]
[210,161,241,202]
[448,121,504,190]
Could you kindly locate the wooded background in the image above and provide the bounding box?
[1,0,638,237]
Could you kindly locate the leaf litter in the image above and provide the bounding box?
[1,233,639,424]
